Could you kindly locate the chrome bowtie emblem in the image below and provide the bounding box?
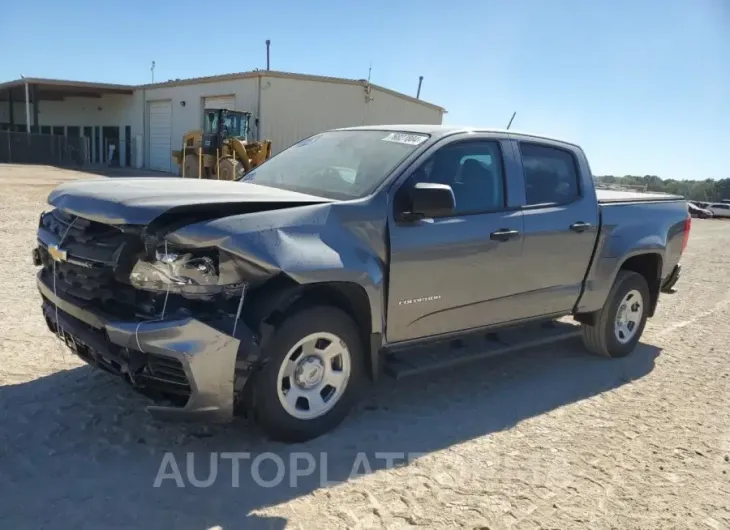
[48,244,68,262]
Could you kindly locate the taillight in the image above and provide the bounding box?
[681,214,691,254]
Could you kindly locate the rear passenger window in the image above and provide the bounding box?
[519,143,580,206]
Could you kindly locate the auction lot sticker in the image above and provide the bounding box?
[382,132,429,146]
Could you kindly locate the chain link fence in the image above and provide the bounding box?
[0,130,90,166]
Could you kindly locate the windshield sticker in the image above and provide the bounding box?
[382,132,429,146]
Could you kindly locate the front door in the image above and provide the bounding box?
[386,137,525,344]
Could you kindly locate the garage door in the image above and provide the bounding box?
[148,100,172,173]
[204,96,236,110]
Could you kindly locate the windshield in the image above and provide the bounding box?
[223,113,248,138]
[203,110,249,139]
[239,130,429,199]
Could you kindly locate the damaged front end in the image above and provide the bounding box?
[34,177,386,423]
[34,207,275,422]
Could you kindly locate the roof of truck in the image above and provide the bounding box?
[336,124,581,148]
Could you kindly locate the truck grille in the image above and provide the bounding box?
[37,209,153,318]
[41,209,134,260]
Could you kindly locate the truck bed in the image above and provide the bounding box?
[596,188,684,204]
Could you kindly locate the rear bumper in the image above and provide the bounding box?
[37,271,243,422]
[661,263,681,293]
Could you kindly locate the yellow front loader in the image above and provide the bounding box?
[172,108,272,180]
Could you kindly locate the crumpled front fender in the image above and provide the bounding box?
[165,200,388,334]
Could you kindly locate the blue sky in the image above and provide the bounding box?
[2,0,728,179]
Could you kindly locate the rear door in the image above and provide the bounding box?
[508,141,600,317]
[386,135,525,343]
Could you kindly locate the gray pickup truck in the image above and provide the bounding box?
[34,125,690,442]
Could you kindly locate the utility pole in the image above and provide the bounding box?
[151,61,156,83]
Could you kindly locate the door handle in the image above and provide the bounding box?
[570,222,592,233]
[490,229,520,242]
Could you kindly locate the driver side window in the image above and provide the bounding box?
[398,140,505,215]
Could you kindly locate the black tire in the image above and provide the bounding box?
[251,306,365,443]
[581,270,650,358]
[217,158,243,181]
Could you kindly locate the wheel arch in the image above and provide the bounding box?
[245,277,379,381]
[617,252,663,317]
[575,250,663,325]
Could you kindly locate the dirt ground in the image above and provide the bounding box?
[0,163,728,530]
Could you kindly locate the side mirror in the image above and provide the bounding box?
[402,182,455,220]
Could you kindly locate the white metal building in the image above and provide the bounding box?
[0,71,445,172]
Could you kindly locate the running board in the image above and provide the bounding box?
[382,320,582,379]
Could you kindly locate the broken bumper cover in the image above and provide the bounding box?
[37,271,240,422]
[661,263,681,293]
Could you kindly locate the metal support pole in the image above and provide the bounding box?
[198,147,202,179]
[32,84,39,130]
[8,89,14,129]
[23,77,31,135]
[216,149,220,179]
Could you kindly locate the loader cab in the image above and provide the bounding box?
[201,108,251,154]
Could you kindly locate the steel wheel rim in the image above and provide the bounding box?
[614,289,643,344]
[276,332,352,420]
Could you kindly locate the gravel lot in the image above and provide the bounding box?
[0,164,728,530]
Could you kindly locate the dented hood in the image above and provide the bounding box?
[48,177,334,225]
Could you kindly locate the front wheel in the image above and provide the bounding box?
[581,270,650,358]
[217,158,243,180]
[251,306,364,442]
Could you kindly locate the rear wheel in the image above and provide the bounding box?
[183,154,199,178]
[251,306,364,442]
[581,270,650,358]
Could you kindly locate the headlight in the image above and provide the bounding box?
[129,244,244,299]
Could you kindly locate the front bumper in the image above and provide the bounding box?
[37,271,244,422]
[661,263,681,293]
